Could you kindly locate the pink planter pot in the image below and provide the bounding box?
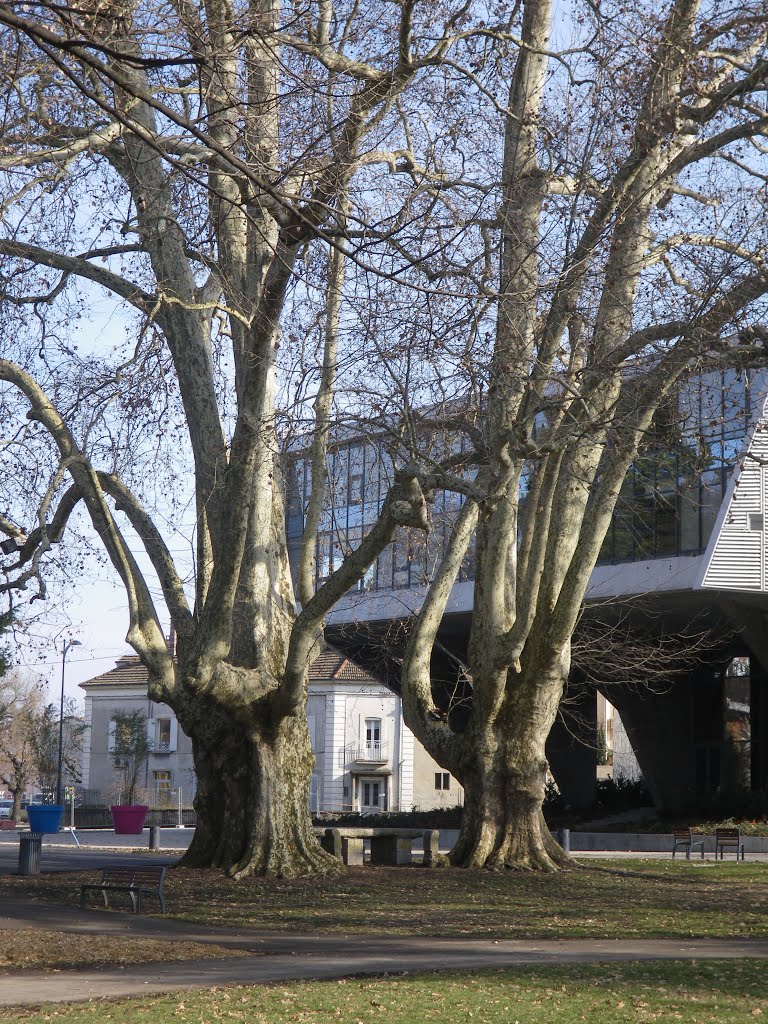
[110,805,149,835]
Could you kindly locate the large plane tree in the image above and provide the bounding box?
[0,0,767,875]
[394,0,768,869]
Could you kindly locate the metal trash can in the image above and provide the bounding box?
[149,825,161,851]
[18,832,44,875]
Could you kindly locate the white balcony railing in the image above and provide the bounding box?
[338,742,391,767]
[355,742,389,763]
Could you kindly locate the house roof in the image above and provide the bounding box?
[79,646,378,690]
[307,647,376,682]
[79,655,148,689]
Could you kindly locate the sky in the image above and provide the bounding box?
[9,573,147,710]
[3,299,181,709]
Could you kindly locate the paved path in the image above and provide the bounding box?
[2,896,768,1008]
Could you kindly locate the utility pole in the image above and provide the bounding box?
[56,639,81,805]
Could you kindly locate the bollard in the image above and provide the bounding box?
[18,832,44,875]
[149,825,161,851]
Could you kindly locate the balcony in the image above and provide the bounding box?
[354,742,389,764]
[337,742,391,768]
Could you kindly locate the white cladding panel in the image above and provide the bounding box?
[701,404,768,592]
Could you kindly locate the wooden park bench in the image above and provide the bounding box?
[715,828,745,861]
[672,827,704,860]
[80,865,167,914]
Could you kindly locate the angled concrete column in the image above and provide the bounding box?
[607,668,725,813]
[546,687,597,810]
[751,670,768,791]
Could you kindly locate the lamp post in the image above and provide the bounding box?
[57,639,81,805]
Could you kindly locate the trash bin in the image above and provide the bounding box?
[18,832,44,875]
[149,825,161,851]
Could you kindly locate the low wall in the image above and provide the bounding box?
[73,807,197,829]
[569,832,768,854]
[436,829,768,854]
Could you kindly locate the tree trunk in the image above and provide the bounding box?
[451,667,572,871]
[10,785,23,822]
[178,696,339,879]
[451,762,571,871]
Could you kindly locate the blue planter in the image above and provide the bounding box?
[27,804,64,833]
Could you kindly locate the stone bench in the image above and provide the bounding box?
[315,827,440,866]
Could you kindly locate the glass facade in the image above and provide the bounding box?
[285,369,767,591]
[598,369,764,564]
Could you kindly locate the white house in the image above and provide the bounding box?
[80,645,463,813]
[79,654,195,806]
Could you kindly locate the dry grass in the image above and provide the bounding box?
[0,928,253,972]
[1,858,767,940]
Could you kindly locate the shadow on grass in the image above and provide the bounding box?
[0,861,766,941]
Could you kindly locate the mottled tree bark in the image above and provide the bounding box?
[181,700,336,878]
[449,662,572,870]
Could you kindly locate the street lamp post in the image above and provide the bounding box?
[57,639,81,805]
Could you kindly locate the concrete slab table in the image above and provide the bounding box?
[315,827,440,866]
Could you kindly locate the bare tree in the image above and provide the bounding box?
[0,0,451,877]
[110,708,151,805]
[393,0,768,868]
[25,699,87,802]
[0,671,45,820]
[0,0,766,876]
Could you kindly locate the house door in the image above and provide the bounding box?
[360,777,383,813]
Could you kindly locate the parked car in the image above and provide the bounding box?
[0,799,14,819]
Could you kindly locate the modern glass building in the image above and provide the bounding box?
[286,368,768,592]
[284,367,768,812]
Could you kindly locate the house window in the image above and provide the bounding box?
[365,718,382,758]
[156,719,171,750]
[115,720,132,746]
[435,772,450,790]
[153,770,172,792]
[749,513,764,532]
[349,473,363,505]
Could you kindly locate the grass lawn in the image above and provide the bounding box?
[1,859,766,940]
[4,962,768,1023]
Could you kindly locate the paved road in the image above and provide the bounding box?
[0,827,193,851]
[3,831,767,875]
[0,829,191,875]
[0,843,179,875]
[1,896,768,1007]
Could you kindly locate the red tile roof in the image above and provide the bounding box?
[80,647,378,689]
